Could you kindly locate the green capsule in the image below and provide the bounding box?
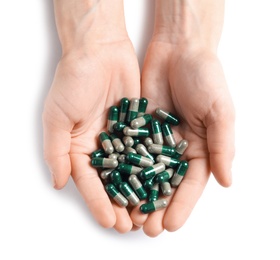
[110,133,125,153]
[119,182,140,206]
[126,98,139,123]
[139,162,166,180]
[105,183,128,207]
[149,183,159,202]
[140,199,168,214]
[143,177,155,190]
[90,148,106,159]
[126,152,154,168]
[132,138,141,149]
[128,174,148,200]
[155,108,180,126]
[171,160,189,187]
[113,122,127,132]
[154,168,174,183]
[100,169,114,181]
[123,126,150,137]
[99,132,114,154]
[117,163,142,175]
[107,106,119,133]
[162,122,176,147]
[119,97,130,122]
[156,155,180,168]
[91,157,118,168]
[138,97,148,117]
[110,170,122,187]
[148,144,176,157]
[151,119,164,145]
[135,144,155,163]
[173,139,189,159]
[130,114,152,129]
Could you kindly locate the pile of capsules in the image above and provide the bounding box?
[90,97,189,214]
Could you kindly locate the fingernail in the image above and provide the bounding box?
[51,173,56,188]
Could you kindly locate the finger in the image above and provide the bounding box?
[42,115,71,189]
[163,158,210,232]
[207,114,235,187]
[71,153,116,229]
[112,203,133,234]
[130,201,149,227]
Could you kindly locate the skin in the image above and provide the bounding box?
[130,0,235,237]
[43,0,235,237]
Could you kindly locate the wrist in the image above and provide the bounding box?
[152,0,225,53]
[54,0,128,55]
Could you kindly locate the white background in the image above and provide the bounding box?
[1,0,280,259]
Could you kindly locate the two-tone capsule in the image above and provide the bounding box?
[140,199,168,214]
[119,97,130,122]
[126,152,154,168]
[105,183,128,207]
[107,106,119,133]
[128,174,148,200]
[154,168,174,183]
[123,126,150,137]
[91,157,118,168]
[135,144,155,163]
[149,183,159,202]
[126,98,139,123]
[138,97,148,117]
[110,134,125,153]
[174,139,189,159]
[151,119,164,145]
[171,160,189,187]
[139,162,166,180]
[162,122,176,147]
[148,144,176,157]
[99,132,114,154]
[130,114,152,129]
[160,182,172,196]
[119,182,140,206]
[155,108,180,126]
[156,155,180,168]
[117,163,142,175]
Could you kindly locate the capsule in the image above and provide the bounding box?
[110,170,122,187]
[100,169,114,181]
[154,168,174,183]
[139,162,166,180]
[135,144,155,163]
[99,132,114,154]
[174,139,189,159]
[90,148,106,159]
[91,157,118,168]
[119,97,130,122]
[143,177,155,190]
[122,146,137,155]
[108,152,120,160]
[151,119,164,145]
[171,160,189,187]
[105,183,128,207]
[132,138,141,149]
[128,174,148,200]
[117,154,126,163]
[160,182,172,196]
[140,199,168,214]
[107,106,119,133]
[117,163,142,175]
[123,126,150,137]
[138,97,148,117]
[126,98,139,123]
[155,108,180,126]
[122,136,134,147]
[109,134,125,153]
[130,114,152,129]
[162,122,176,147]
[156,155,180,168]
[126,152,154,168]
[149,183,159,202]
[144,137,153,147]
[148,144,176,157]
[113,121,127,132]
[119,182,140,206]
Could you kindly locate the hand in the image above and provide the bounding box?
[43,0,140,233]
[131,39,235,237]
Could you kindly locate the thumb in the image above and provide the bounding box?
[42,109,72,190]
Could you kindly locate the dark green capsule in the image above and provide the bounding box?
[107,106,119,133]
[113,122,127,132]
[138,97,148,117]
[151,119,164,145]
[148,144,176,157]
[91,157,118,168]
[117,163,142,175]
[128,174,148,200]
[99,132,114,154]
[154,168,174,183]
[105,183,128,207]
[140,199,168,214]
[123,127,150,137]
[119,97,130,122]
[149,183,159,202]
[162,122,176,147]
[132,138,141,149]
[143,176,155,190]
[171,160,189,187]
[155,108,180,126]
[126,98,139,123]
[126,152,154,167]
[130,114,152,129]
[119,182,140,206]
[139,162,166,180]
[156,155,180,168]
[110,170,122,186]
[90,148,106,159]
